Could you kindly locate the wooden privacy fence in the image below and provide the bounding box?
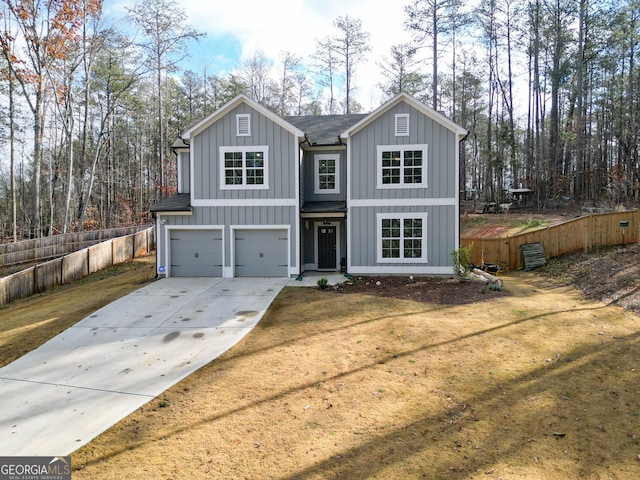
[0,225,151,268]
[461,210,639,271]
[0,226,156,306]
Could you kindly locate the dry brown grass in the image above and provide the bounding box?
[1,255,639,479]
[0,256,156,367]
[69,272,638,479]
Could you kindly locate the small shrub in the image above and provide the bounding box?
[317,277,329,289]
[452,244,473,279]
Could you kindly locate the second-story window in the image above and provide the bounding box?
[220,146,269,190]
[377,144,428,189]
[314,154,340,194]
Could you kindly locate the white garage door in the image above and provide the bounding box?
[235,229,288,277]
[170,229,223,277]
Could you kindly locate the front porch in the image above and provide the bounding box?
[300,201,347,273]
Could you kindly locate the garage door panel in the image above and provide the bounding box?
[170,230,222,277]
[235,229,288,277]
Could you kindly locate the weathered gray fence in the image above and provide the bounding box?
[0,226,155,306]
[0,226,151,268]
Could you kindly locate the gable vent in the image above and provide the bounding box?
[237,114,251,136]
[395,114,409,136]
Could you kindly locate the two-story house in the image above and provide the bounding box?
[151,93,467,278]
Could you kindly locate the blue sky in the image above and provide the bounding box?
[104,0,414,111]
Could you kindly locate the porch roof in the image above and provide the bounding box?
[150,193,192,213]
[301,201,347,215]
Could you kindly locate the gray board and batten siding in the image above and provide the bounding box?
[154,93,466,278]
[349,102,458,201]
[157,206,297,278]
[190,103,299,202]
[156,97,303,278]
[348,205,457,271]
[345,100,462,275]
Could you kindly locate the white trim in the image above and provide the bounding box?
[346,140,353,271]
[349,198,455,207]
[155,216,165,276]
[377,144,428,189]
[230,225,292,278]
[341,92,468,140]
[348,266,454,275]
[301,144,346,152]
[314,154,340,194]
[176,150,186,193]
[162,225,225,278]
[301,212,346,219]
[236,113,251,136]
[293,137,301,278]
[454,133,460,253]
[183,94,305,140]
[376,212,428,264]
[154,210,193,216]
[314,221,341,271]
[190,146,195,201]
[219,146,269,190]
[395,113,410,136]
[191,198,297,207]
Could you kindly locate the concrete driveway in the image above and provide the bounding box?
[0,276,289,456]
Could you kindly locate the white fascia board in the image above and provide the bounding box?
[191,198,297,207]
[348,198,457,207]
[182,94,305,140]
[155,211,193,216]
[347,266,455,275]
[340,92,468,140]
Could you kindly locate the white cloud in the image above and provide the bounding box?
[106,0,415,111]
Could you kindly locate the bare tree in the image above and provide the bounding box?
[405,0,467,111]
[331,15,371,114]
[312,36,341,114]
[128,0,204,201]
[275,51,301,116]
[238,50,276,107]
[0,0,100,237]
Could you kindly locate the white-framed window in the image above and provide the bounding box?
[377,144,428,189]
[219,146,269,190]
[314,154,340,194]
[395,114,410,136]
[236,114,251,136]
[376,213,428,263]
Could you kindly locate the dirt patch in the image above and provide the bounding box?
[461,211,576,238]
[332,275,508,305]
[536,244,640,315]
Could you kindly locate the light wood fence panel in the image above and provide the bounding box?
[1,267,36,305]
[88,241,113,274]
[462,211,639,270]
[113,235,135,264]
[62,250,89,284]
[35,258,63,293]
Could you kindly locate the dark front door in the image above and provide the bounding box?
[318,226,337,269]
